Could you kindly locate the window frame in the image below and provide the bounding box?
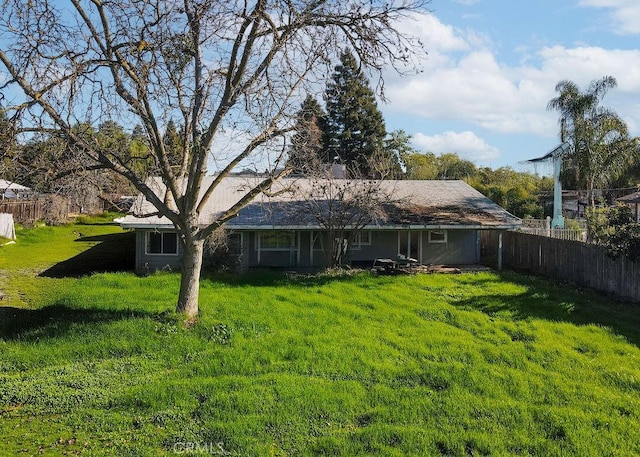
[145,230,179,255]
[350,230,371,250]
[428,230,447,244]
[255,231,297,251]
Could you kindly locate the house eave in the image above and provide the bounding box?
[226,224,521,231]
[120,219,521,231]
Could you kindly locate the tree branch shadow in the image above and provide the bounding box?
[0,304,173,341]
[450,273,640,347]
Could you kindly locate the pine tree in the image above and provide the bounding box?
[288,95,327,175]
[0,107,19,181]
[324,50,388,178]
[163,119,184,169]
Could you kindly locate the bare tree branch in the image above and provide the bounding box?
[0,0,429,318]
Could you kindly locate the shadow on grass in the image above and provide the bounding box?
[451,272,640,347]
[0,304,173,341]
[39,231,135,278]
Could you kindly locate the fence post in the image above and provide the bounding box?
[545,216,551,237]
[498,232,503,270]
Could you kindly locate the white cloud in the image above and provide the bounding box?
[385,14,640,140]
[396,13,471,56]
[537,46,640,92]
[412,131,500,162]
[579,0,640,35]
[387,49,557,136]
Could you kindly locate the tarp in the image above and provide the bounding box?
[0,213,16,240]
[0,179,32,199]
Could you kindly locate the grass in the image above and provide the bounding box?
[1,218,640,456]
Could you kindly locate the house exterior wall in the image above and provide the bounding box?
[421,230,479,265]
[351,231,397,263]
[134,227,482,273]
[243,229,481,268]
[350,230,480,266]
[135,229,182,274]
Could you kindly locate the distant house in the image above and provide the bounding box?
[0,179,34,200]
[617,191,640,222]
[118,176,521,274]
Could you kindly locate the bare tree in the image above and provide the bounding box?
[304,176,391,268]
[0,0,427,319]
[287,158,397,268]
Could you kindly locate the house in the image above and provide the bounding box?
[617,191,640,222]
[118,176,521,273]
[0,179,34,199]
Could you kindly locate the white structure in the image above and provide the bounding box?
[0,213,16,240]
[526,142,571,228]
[0,179,33,199]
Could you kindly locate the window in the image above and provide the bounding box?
[146,231,178,255]
[428,230,447,244]
[350,231,371,249]
[257,231,296,250]
[312,232,324,251]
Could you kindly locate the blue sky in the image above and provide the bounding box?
[2,1,637,176]
[381,0,640,172]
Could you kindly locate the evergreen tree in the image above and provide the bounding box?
[162,119,184,169]
[325,50,388,178]
[0,106,19,181]
[288,95,327,175]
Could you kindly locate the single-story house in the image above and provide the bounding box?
[617,191,640,222]
[118,176,521,273]
[0,179,33,199]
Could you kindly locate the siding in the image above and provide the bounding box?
[135,230,182,274]
[135,228,484,272]
[422,230,479,265]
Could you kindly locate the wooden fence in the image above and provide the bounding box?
[481,230,640,302]
[0,199,42,224]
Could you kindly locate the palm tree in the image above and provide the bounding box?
[580,109,637,206]
[547,76,636,206]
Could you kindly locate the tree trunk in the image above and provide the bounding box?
[176,237,205,319]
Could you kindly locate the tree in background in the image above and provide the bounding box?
[401,144,552,219]
[468,167,552,219]
[586,203,640,261]
[401,151,476,180]
[611,160,640,190]
[287,95,327,175]
[381,129,414,179]
[162,119,186,171]
[401,151,438,180]
[6,122,139,214]
[0,0,426,319]
[325,50,398,178]
[578,110,638,205]
[547,76,637,206]
[0,106,19,182]
[436,152,477,180]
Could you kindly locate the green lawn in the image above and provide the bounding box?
[1,218,639,456]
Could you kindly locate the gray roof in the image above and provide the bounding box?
[118,176,521,230]
[617,191,640,204]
